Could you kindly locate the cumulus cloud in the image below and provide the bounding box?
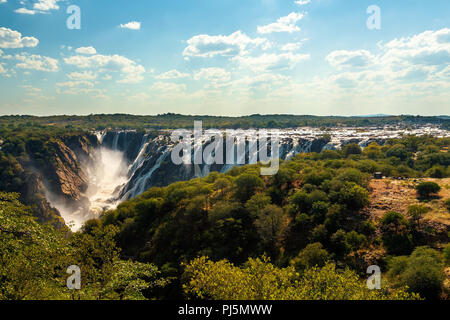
[15,8,36,15]
[15,53,59,72]
[15,0,62,14]
[257,12,304,34]
[183,31,267,58]
[56,81,94,88]
[75,46,97,55]
[64,53,146,83]
[234,52,310,72]
[326,50,375,69]
[34,0,61,11]
[120,22,141,30]
[0,27,39,49]
[325,28,450,87]
[194,68,231,82]
[155,69,190,80]
[67,71,97,80]
[281,42,303,52]
[381,28,450,67]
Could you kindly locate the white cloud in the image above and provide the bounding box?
[257,12,304,34]
[56,81,94,88]
[0,27,39,49]
[16,0,62,14]
[234,52,310,71]
[194,68,231,83]
[15,53,59,72]
[326,50,375,69]
[22,85,42,95]
[325,28,450,86]
[67,71,97,80]
[75,46,97,55]
[295,0,311,5]
[64,53,146,83]
[120,21,141,30]
[183,31,268,58]
[150,82,187,97]
[155,69,190,80]
[281,42,303,52]
[0,1,7,4]
[15,8,36,15]
[33,0,61,12]
[380,28,450,68]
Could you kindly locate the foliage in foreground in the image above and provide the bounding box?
[388,246,445,300]
[0,193,168,300]
[182,256,420,300]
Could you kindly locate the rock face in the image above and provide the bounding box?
[44,140,88,201]
[15,134,98,229]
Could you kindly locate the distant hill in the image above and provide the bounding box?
[0,114,449,130]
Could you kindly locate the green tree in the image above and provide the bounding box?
[388,247,444,300]
[183,256,419,300]
[343,143,362,157]
[380,211,413,255]
[416,182,441,198]
[234,174,265,202]
[254,205,288,257]
[337,182,370,211]
[407,205,430,228]
[290,243,329,272]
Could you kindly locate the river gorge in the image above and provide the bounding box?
[32,125,450,230]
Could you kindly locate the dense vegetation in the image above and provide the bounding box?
[97,135,449,300]
[0,123,449,300]
[0,193,169,300]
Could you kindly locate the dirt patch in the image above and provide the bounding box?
[363,178,450,227]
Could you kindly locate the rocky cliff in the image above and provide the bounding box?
[14,133,98,229]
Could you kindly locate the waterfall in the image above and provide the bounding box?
[66,129,351,229]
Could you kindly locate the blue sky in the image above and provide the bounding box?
[0,0,449,116]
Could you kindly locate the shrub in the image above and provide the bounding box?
[343,143,362,157]
[290,243,329,272]
[380,211,413,255]
[233,174,265,202]
[425,165,447,178]
[407,205,430,226]
[337,182,370,211]
[416,182,441,198]
[388,247,444,300]
[183,257,419,300]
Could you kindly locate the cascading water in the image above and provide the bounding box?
[84,147,128,218]
[56,125,450,230]
[49,146,129,231]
